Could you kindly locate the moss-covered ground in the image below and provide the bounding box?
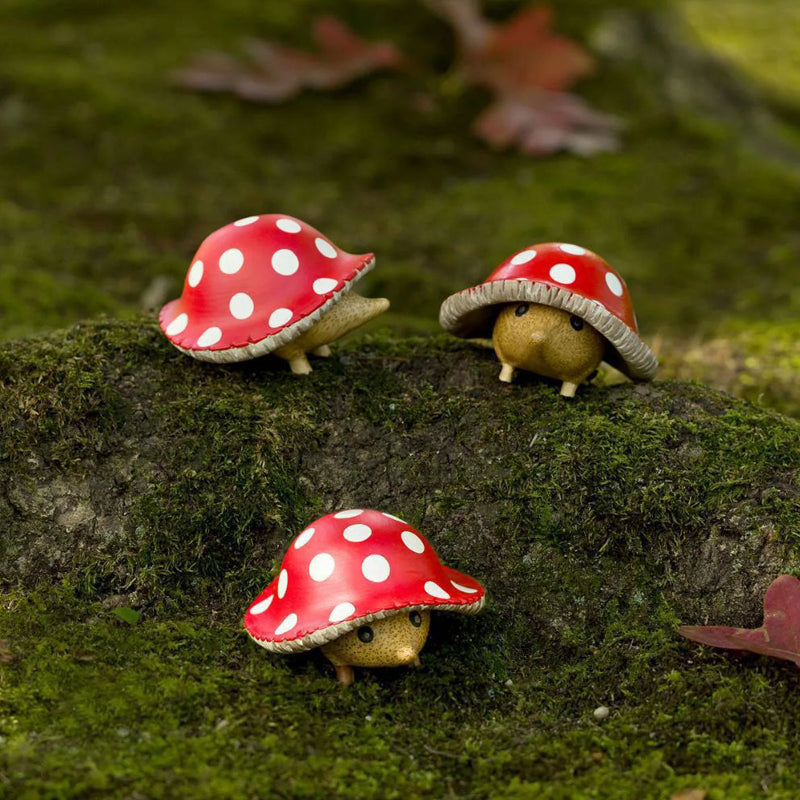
[2,0,800,797]
[2,322,800,798]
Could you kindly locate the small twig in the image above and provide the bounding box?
[423,744,464,759]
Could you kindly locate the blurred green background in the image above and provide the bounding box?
[1,0,798,354]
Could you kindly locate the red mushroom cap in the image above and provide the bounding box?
[158,214,375,363]
[439,243,657,381]
[244,509,486,653]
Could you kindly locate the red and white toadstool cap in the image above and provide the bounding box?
[244,509,486,653]
[439,243,657,381]
[158,214,375,363]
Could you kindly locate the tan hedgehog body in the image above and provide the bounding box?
[275,292,389,374]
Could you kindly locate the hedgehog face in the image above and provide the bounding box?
[321,610,431,668]
[492,302,604,384]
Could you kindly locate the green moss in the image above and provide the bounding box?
[2,322,800,797]
[4,572,800,798]
[659,320,800,417]
[679,0,800,103]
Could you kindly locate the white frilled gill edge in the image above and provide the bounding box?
[169,256,376,364]
[247,595,486,654]
[439,280,658,382]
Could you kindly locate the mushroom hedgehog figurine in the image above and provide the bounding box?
[159,214,389,373]
[244,509,486,685]
[439,243,657,397]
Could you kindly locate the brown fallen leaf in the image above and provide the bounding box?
[0,640,15,663]
[173,16,404,103]
[670,790,707,800]
[426,0,621,155]
[71,649,97,662]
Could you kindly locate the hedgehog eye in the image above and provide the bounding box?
[409,611,422,628]
[357,625,374,644]
[570,315,584,331]
[515,303,529,317]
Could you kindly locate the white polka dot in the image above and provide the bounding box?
[361,554,390,583]
[606,272,624,297]
[343,524,372,543]
[315,237,337,259]
[313,278,339,295]
[549,263,576,284]
[188,261,204,288]
[250,595,273,615]
[197,327,222,347]
[559,243,586,255]
[401,531,425,554]
[309,553,335,582]
[335,509,363,519]
[166,313,188,336]
[451,581,478,594]
[276,218,301,233]
[274,613,297,636]
[229,292,254,320]
[271,248,299,276]
[424,581,451,600]
[219,248,244,274]
[269,308,292,328]
[510,249,537,265]
[329,602,355,623]
[294,528,315,549]
[382,513,406,522]
[233,216,259,227]
[277,569,288,599]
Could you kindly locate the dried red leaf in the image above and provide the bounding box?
[425,0,594,93]
[476,6,595,94]
[312,16,401,76]
[474,90,621,156]
[425,0,619,156]
[173,15,403,102]
[679,575,800,669]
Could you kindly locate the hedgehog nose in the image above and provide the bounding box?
[397,648,418,665]
[529,331,546,346]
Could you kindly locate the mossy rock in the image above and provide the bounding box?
[2,319,800,798]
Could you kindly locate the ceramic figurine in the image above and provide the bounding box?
[244,509,486,685]
[159,214,388,373]
[439,243,657,396]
